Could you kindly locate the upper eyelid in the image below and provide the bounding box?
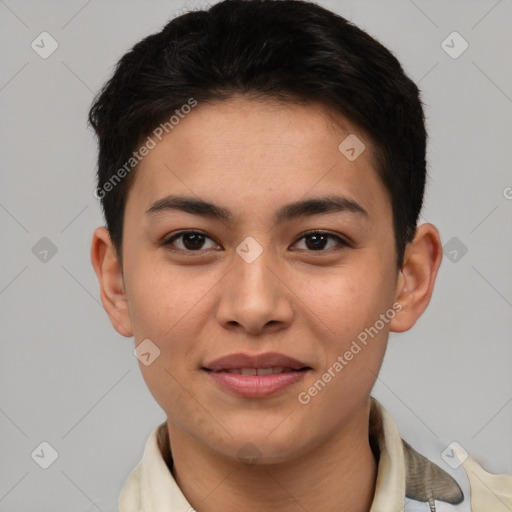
[165,230,218,245]
[291,231,350,249]
[164,230,349,249]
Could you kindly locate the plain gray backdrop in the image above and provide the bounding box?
[1,0,511,510]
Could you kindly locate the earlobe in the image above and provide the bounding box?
[390,223,443,333]
[90,227,134,337]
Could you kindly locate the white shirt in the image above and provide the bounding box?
[89,397,512,511]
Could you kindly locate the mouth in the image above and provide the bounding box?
[201,352,312,398]
[204,367,309,375]
[203,351,310,372]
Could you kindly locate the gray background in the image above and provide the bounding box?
[0,0,511,510]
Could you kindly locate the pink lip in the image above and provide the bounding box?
[206,370,309,398]
[203,351,309,371]
[202,352,311,398]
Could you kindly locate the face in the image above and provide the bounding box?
[116,96,403,463]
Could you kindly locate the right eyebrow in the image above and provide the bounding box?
[145,194,369,225]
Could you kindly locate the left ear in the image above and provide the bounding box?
[389,223,443,333]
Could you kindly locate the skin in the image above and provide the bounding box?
[91,96,443,512]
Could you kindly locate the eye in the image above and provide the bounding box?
[163,230,220,251]
[162,230,350,253]
[291,231,349,252]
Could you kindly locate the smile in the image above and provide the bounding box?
[203,366,310,398]
[213,367,304,375]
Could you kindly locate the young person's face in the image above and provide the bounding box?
[93,96,432,463]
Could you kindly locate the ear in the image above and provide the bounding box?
[389,223,443,333]
[90,227,133,337]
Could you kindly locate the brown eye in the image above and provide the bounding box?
[292,231,348,251]
[164,231,219,251]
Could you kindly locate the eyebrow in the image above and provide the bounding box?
[146,194,369,224]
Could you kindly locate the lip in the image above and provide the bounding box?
[203,352,309,371]
[205,370,309,398]
[202,352,311,398]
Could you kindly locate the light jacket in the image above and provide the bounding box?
[91,397,512,511]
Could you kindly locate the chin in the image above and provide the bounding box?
[211,430,308,466]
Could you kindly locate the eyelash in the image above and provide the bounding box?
[162,230,350,254]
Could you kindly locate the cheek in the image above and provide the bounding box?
[291,263,393,401]
[127,269,204,416]
[138,358,211,439]
[125,259,213,339]
[290,263,391,339]
[125,261,221,400]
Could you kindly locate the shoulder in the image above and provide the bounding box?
[370,397,511,512]
[118,461,143,511]
[402,438,512,511]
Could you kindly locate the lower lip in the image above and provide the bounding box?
[204,370,309,398]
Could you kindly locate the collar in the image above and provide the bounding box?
[118,397,408,511]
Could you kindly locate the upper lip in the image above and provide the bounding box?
[203,352,310,371]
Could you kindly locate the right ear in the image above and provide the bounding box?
[90,227,133,337]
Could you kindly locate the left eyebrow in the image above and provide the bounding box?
[145,194,369,225]
[146,195,233,222]
[274,195,369,224]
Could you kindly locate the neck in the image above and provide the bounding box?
[162,400,379,512]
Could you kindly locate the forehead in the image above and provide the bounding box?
[126,96,390,226]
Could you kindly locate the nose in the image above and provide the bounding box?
[216,242,294,335]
